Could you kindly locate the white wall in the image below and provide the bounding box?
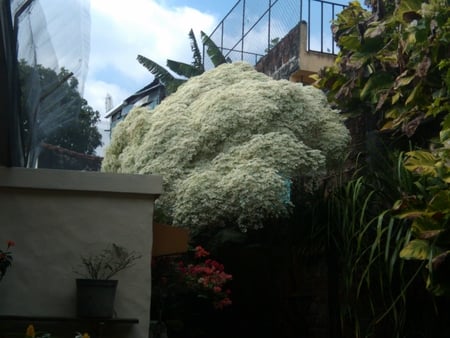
[0,167,163,338]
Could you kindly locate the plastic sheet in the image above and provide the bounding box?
[12,0,91,167]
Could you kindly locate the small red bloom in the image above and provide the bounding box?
[194,246,210,258]
[7,240,15,248]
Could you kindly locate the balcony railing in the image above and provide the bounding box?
[204,0,347,68]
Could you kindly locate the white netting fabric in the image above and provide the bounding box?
[12,0,91,166]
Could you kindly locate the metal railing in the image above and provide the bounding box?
[204,0,347,68]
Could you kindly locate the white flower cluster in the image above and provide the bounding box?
[102,62,350,231]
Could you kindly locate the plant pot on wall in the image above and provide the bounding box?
[76,278,118,318]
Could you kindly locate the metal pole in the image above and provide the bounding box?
[321,1,324,52]
[300,0,303,23]
[308,0,311,51]
[332,4,335,54]
[241,0,246,60]
[268,0,272,53]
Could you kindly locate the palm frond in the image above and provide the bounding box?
[188,29,204,73]
[201,31,228,67]
[166,59,202,78]
[137,54,175,85]
[137,54,185,94]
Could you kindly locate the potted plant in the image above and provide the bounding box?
[0,240,15,282]
[74,243,141,318]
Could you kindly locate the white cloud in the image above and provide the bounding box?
[87,0,216,101]
[84,0,219,155]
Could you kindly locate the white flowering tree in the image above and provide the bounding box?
[102,62,349,232]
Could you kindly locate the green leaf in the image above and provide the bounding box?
[397,210,425,219]
[429,191,450,213]
[412,217,445,235]
[136,55,186,95]
[188,29,205,73]
[392,92,401,104]
[394,72,415,89]
[340,35,363,51]
[396,0,422,20]
[441,114,450,130]
[166,59,202,78]
[137,55,175,84]
[400,239,431,260]
[404,150,438,176]
[201,31,228,67]
[360,72,393,100]
[405,82,421,106]
[364,22,386,39]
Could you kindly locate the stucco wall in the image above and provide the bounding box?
[0,167,162,338]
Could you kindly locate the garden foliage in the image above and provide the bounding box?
[103,62,349,232]
[315,0,450,297]
[312,1,450,335]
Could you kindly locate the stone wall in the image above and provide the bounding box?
[255,24,301,80]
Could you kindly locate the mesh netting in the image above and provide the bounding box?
[11,0,91,167]
[203,0,348,70]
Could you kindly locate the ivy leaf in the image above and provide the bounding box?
[429,191,450,213]
[405,82,421,106]
[360,72,393,100]
[396,0,422,22]
[364,22,385,39]
[394,71,415,89]
[440,128,450,143]
[400,239,431,260]
[404,150,438,176]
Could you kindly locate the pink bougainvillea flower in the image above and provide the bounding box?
[214,297,232,309]
[194,246,210,258]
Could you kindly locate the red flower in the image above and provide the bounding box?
[154,244,233,310]
[7,240,15,248]
[214,297,232,309]
[194,246,210,258]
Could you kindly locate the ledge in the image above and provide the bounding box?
[0,315,139,324]
[0,167,163,196]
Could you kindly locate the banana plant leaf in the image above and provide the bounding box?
[188,28,204,73]
[201,31,228,67]
[166,59,202,78]
[137,54,185,94]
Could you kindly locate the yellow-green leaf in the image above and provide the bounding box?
[392,92,401,104]
[405,82,421,106]
[400,239,431,260]
[404,150,438,176]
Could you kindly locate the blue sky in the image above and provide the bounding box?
[82,0,239,154]
[162,0,237,17]
[86,0,237,115]
[82,0,352,154]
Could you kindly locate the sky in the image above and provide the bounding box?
[77,0,351,155]
[82,0,238,155]
[27,0,352,155]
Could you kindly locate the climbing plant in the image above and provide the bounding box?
[316,0,450,296]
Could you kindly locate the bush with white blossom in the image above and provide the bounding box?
[102,62,349,231]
